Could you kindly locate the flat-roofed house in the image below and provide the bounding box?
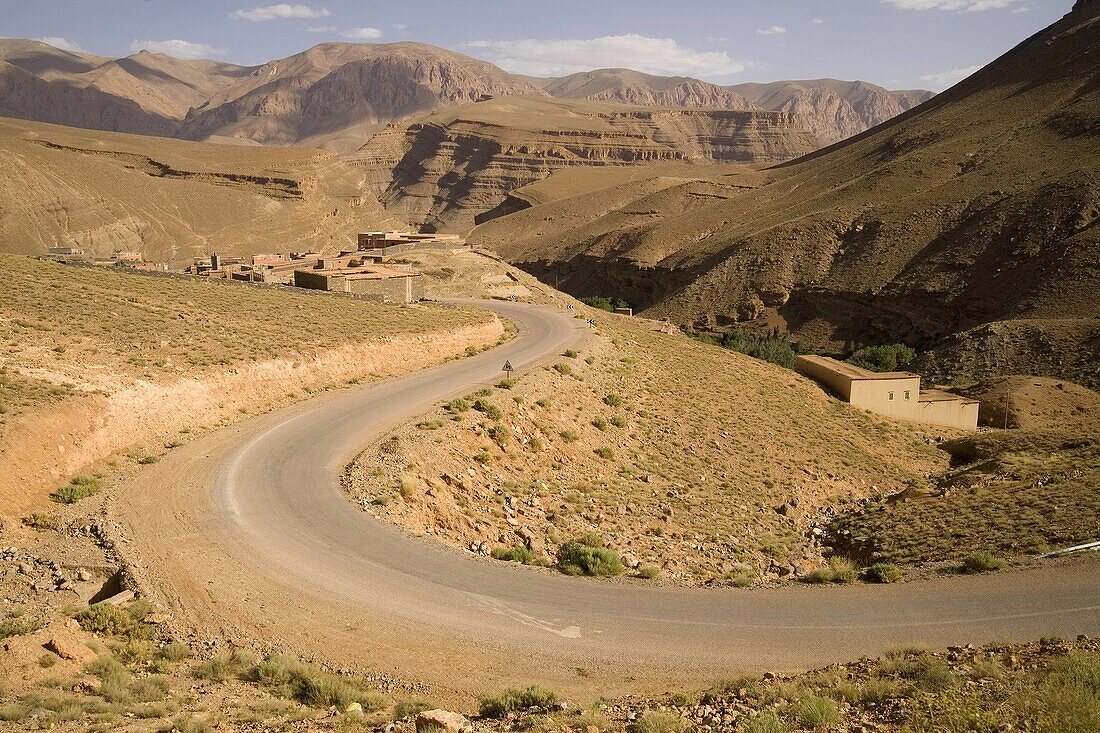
[794,355,978,430]
[293,261,424,303]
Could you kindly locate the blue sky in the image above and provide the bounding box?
[2,0,1070,90]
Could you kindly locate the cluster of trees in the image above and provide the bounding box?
[694,327,798,368]
[578,295,631,312]
[846,343,917,372]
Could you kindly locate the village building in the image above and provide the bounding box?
[794,355,978,430]
[292,259,424,303]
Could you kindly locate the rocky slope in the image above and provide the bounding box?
[539,68,755,109]
[472,1,1100,385]
[348,95,818,230]
[728,79,935,145]
[0,116,401,260]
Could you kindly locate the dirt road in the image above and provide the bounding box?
[115,301,1100,698]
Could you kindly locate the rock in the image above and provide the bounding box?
[76,569,92,582]
[416,709,472,733]
[45,637,96,664]
[345,702,363,714]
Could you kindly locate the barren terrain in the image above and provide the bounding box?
[0,116,403,261]
[0,254,502,516]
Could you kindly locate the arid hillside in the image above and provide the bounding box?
[0,254,502,517]
[473,1,1100,385]
[0,116,402,260]
[727,79,934,145]
[347,95,818,231]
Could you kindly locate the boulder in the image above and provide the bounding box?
[416,709,472,733]
[45,636,96,664]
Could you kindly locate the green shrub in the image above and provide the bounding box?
[51,474,103,503]
[603,393,623,407]
[636,709,689,733]
[557,536,624,577]
[591,417,608,431]
[478,685,557,717]
[563,349,578,358]
[862,563,902,583]
[0,615,41,640]
[488,424,509,445]
[803,557,857,584]
[610,415,627,428]
[846,343,916,373]
[446,398,470,413]
[191,650,254,682]
[491,545,537,565]
[793,694,840,729]
[416,419,444,430]
[961,551,1004,573]
[741,710,790,733]
[594,447,614,460]
[394,697,439,720]
[638,566,660,579]
[1036,652,1100,732]
[552,362,573,376]
[497,378,516,389]
[472,398,502,420]
[560,430,580,443]
[250,654,385,710]
[77,603,134,636]
[535,398,551,408]
[137,455,158,465]
[158,642,191,663]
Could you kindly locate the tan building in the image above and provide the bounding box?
[293,261,424,303]
[794,355,978,430]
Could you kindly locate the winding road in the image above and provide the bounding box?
[117,300,1100,696]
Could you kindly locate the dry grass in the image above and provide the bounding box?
[832,430,1099,566]
[0,254,492,426]
[345,309,945,584]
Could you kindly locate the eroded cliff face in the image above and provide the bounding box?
[348,98,818,231]
[542,69,755,110]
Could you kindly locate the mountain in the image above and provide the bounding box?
[471,1,1100,386]
[0,115,400,261]
[180,42,545,152]
[727,79,935,145]
[0,37,930,152]
[347,95,818,230]
[540,68,755,110]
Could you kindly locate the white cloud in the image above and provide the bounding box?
[305,25,337,32]
[756,25,787,35]
[919,64,981,88]
[129,39,226,60]
[391,23,408,31]
[341,27,384,40]
[229,4,328,21]
[464,35,752,79]
[882,0,1025,11]
[35,36,87,53]
[812,18,825,24]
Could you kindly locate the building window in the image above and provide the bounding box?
[889,391,894,400]
[904,390,911,400]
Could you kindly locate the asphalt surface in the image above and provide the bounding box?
[120,300,1100,693]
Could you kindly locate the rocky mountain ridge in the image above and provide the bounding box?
[0,38,930,151]
[347,96,819,230]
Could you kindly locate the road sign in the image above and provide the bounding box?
[502,360,514,375]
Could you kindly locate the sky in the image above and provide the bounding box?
[1,0,1071,91]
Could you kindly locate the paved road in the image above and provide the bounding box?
[119,301,1100,695]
